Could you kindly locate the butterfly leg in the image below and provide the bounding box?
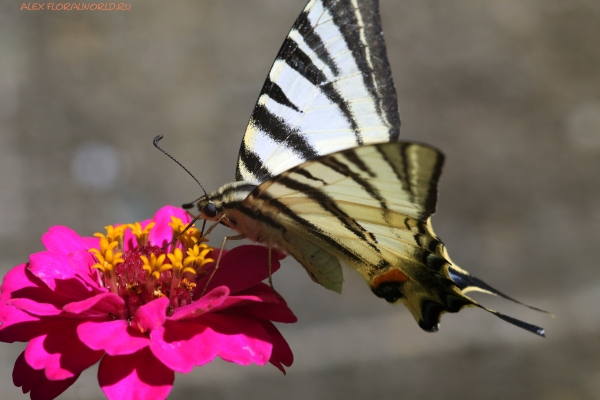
[200,214,227,240]
[201,232,245,296]
[267,235,284,301]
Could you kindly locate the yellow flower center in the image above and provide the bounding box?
[88,216,215,318]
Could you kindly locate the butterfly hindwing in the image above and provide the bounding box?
[236,0,400,185]
[243,142,546,335]
[245,141,446,294]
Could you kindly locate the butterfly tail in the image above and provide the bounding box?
[448,265,552,315]
[444,265,548,337]
[416,279,547,337]
[474,303,546,337]
[371,261,548,337]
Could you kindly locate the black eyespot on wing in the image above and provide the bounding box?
[418,300,443,332]
[203,203,218,218]
[419,295,472,333]
[371,281,404,303]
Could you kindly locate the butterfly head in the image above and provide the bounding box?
[188,181,257,223]
[202,202,218,218]
[194,196,222,221]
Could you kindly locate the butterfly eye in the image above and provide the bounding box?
[203,202,218,218]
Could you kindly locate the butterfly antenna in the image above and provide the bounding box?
[182,197,203,210]
[153,135,208,197]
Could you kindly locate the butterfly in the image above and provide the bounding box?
[187,0,548,336]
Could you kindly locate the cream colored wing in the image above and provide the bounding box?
[243,141,546,336]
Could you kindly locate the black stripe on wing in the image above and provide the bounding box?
[245,190,365,266]
[232,202,288,232]
[294,168,328,185]
[236,146,274,182]
[400,143,415,201]
[322,152,390,221]
[376,144,414,204]
[377,143,445,219]
[250,104,320,161]
[277,37,362,143]
[415,144,444,217]
[272,174,380,253]
[294,10,340,76]
[261,78,300,112]
[323,0,400,140]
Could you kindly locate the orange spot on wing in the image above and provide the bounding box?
[373,269,409,288]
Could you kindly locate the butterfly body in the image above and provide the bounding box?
[192,0,548,336]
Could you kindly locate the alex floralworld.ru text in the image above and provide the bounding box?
[20,3,131,10]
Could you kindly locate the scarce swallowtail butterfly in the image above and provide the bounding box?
[187,0,548,336]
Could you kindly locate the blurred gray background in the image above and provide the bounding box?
[1,0,599,399]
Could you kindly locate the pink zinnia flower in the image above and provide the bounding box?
[0,206,296,400]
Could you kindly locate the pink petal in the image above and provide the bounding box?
[259,320,294,373]
[155,205,191,224]
[227,301,297,324]
[28,251,74,283]
[197,245,284,296]
[131,297,168,332]
[78,320,150,356]
[0,304,42,343]
[0,266,69,343]
[1,264,35,298]
[68,250,103,291]
[201,313,273,366]
[10,298,62,316]
[149,205,190,247]
[41,226,89,255]
[23,335,71,380]
[122,225,139,251]
[214,282,281,308]
[82,236,100,250]
[24,320,103,380]
[28,252,92,299]
[99,348,174,400]
[169,286,229,321]
[63,292,124,317]
[211,294,265,311]
[0,264,72,307]
[237,281,282,300]
[149,206,191,246]
[13,351,79,400]
[148,321,218,373]
[225,284,298,323]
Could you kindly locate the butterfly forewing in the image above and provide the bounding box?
[236,0,401,185]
